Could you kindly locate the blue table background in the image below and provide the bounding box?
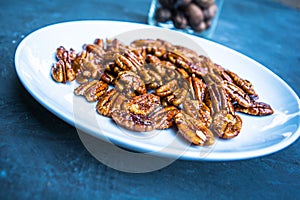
[1,0,299,199]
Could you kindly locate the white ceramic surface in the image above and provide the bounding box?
[15,20,300,161]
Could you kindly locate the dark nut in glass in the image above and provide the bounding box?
[172,10,188,29]
[193,0,215,8]
[184,3,204,27]
[203,4,218,20]
[191,21,207,32]
[158,0,177,9]
[175,0,192,7]
[155,7,172,22]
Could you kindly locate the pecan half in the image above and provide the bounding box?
[235,101,274,116]
[51,60,76,83]
[112,110,155,132]
[114,71,147,97]
[174,111,214,146]
[74,80,108,102]
[150,106,179,129]
[128,94,161,116]
[96,89,128,117]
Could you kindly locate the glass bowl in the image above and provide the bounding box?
[148,0,224,38]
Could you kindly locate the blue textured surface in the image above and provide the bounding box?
[1,0,300,199]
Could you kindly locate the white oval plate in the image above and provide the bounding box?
[15,20,300,161]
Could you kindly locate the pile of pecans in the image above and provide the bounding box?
[155,0,218,33]
[51,38,273,146]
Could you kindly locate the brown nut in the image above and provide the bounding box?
[75,74,89,84]
[83,81,108,102]
[155,7,172,22]
[184,3,204,28]
[114,71,147,97]
[154,79,178,97]
[96,89,129,117]
[56,46,77,62]
[56,46,67,60]
[96,89,118,117]
[101,72,116,84]
[205,19,212,28]
[112,110,155,132]
[51,60,76,83]
[74,80,108,102]
[128,93,161,116]
[193,0,215,8]
[234,101,274,116]
[191,21,207,32]
[172,11,188,29]
[84,44,105,57]
[175,0,192,7]
[165,87,188,107]
[158,0,177,9]
[174,111,214,146]
[203,4,218,20]
[150,106,179,129]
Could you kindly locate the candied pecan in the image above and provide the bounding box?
[144,69,163,89]
[145,58,178,83]
[93,38,105,48]
[130,39,171,56]
[74,80,108,102]
[174,111,214,146]
[192,76,206,102]
[137,68,162,90]
[112,110,155,132]
[130,39,160,48]
[72,50,87,70]
[114,71,147,97]
[188,55,211,77]
[145,54,161,64]
[114,50,144,72]
[51,60,76,83]
[168,45,198,59]
[176,68,189,79]
[154,79,178,97]
[105,38,127,53]
[235,101,274,116]
[211,110,242,139]
[72,50,105,82]
[100,72,116,84]
[96,89,129,117]
[165,87,188,107]
[207,84,242,139]
[155,76,189,107]
[56,46,77,62]
[84,44,105,57]
[96,89,117,117]
[224,69,258,99]
[201,61,243,139]
[223,80,252,108]
[150,106,179,130]
[128,94,161,116]
[166,51,193,70]
[183,100,212,127]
